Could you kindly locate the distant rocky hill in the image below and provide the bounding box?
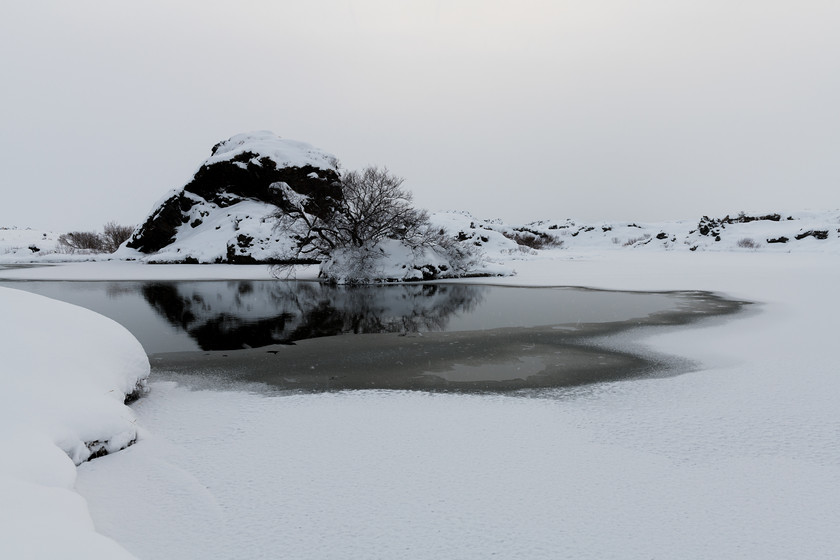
[433,210,840,258]
[121,131,343,264]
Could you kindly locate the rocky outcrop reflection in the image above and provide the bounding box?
[141,281,485,351]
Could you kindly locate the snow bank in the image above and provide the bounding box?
[0,287,149,558]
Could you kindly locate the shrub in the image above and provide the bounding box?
[101,221,135,252]
[58,231,105,253]
[622,234,651,247]
[58,222,135,254]
[737,238,759,249]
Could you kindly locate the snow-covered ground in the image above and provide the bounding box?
[0,287,149,559]
[3,247,839,558]
[2,238,839,557]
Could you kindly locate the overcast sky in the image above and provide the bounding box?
[2,1,838,231]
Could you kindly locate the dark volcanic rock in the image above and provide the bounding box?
[697,212,783,238]
[125,132,342,260]
[795,230,829,241]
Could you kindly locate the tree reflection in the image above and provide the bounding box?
[141,281,485,351]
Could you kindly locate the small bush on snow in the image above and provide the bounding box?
[737,238,759,249]
[623,234,651,247]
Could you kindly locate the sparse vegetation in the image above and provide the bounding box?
[623,234,651,247]
[101,221,135,252]
[737,238,759,249]
[58,222,135,254]
[58,231,105,253]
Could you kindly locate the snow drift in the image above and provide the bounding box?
[0,287,149,558]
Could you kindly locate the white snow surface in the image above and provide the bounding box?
[2,223,840,558]
[0,287,149,559]
[202,131,339,171]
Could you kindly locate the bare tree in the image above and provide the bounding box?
[271,165,481,282]
[272,166,431,261]
[334,167,430,248]
[101,221,135,252]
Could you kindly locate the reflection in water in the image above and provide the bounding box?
[141,282,486,351]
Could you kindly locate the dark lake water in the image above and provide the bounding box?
[2,280,686,355]
[2,279,747,390]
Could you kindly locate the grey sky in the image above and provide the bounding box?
[2,1,838,231]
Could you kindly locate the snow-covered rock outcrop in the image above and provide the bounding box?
[117,132,503,282]
[121,131,342,264]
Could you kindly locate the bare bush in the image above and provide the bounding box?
[737,238,759,249]
[57,222,134,254]
[503,228,563,250]
[101,221,135,252]
[622,234,651,247]
[58,231,105,253]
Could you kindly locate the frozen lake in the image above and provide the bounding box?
[1,279,745,390]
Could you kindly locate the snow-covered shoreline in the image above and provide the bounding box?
[0,287,149,559]
[2,247,839,558]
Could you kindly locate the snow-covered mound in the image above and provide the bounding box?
[0,287,150,558]
[119,131,343,263]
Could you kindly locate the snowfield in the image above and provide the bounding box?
[1,220,839,558]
